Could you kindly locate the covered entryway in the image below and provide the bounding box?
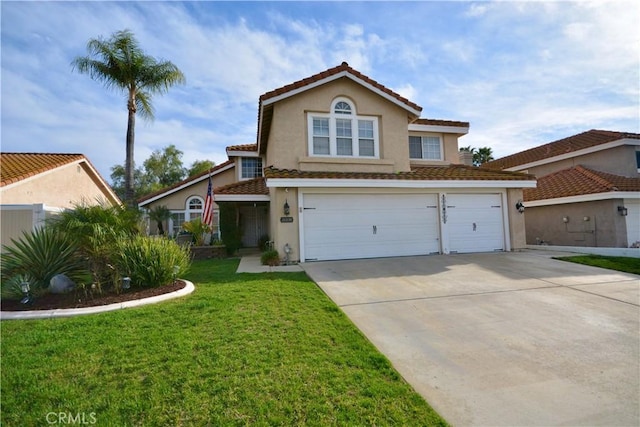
[446,193,505,253]
[302,193,440,261]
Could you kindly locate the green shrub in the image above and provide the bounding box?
[182,217,211,246]
[258,234,271,252]
[114,236,191,288]
[1,227,87,299]
[47,202,142,289]
[219,203,241,256]
[260,250,281,266]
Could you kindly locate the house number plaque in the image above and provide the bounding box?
[280,217,294,223]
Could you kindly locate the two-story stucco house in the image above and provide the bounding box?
[139,63,536,262]
[483,129,640,248]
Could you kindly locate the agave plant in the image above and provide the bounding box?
[1,227,87,298]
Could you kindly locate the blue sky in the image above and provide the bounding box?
[2,1,638,183]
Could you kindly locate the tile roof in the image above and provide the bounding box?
[264,165,535,182]
[214,177,268,195]
[483,129,640,171]
[226,144,258,152]
[1,152,86,186]
[137,160,234,204]
[259,62,423,113]
[413,118,470,128]
[524,165,640,201]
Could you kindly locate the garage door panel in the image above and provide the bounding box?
[303,194,439,261]
[447,194,505,253]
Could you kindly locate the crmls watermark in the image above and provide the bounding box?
[46,412,97,425]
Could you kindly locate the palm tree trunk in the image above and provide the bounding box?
[124,104,136,206]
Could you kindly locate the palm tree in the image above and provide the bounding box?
[474,147,494,166]
[148,205,172,236]
[72,29,185,206]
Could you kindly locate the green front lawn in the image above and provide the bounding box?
[1,259,446,426]
[555,254,640,275]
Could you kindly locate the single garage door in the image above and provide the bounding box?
[303,193,440,261]
[447,194,505,253]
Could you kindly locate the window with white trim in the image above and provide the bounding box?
[308,98,379,158]
[241,157,263,179]
[187,196,204,221]
[409,136,443,160]
[170,197,220,239]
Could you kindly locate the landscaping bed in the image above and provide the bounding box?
[1,280,185,311]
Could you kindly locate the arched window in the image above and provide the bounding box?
[186,196,204,221]
[308,97,379,158]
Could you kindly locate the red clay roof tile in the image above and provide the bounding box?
[413,118,470,128]
[483,129,640,171]
[1,153,86,186]
[226,144,258,152]
[214,177,268,195]
[264,165,535,182]
[524,165,640,201]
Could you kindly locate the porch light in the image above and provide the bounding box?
[618,206,628,216]
[122,276,131,290]
[515,200,525,214]
[283,199,290,216]
[20,281,33,305]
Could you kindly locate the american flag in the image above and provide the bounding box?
[202,174,213,226]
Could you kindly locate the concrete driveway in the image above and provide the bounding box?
[302,250,640,426]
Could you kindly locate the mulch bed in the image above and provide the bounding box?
[1,280,186,311]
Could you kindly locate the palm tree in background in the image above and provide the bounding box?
[72,29,185,206]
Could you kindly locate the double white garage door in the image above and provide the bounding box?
[302,193,505,261]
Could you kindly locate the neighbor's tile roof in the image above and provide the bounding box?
[524,165,640,201]
[259,62,423,113]
[137,160,234,204]
[264,165,535,181]
[0,152,86,186]
[214,177,268,195]
[413,118,470,128]
[483,129,640,171]
[226,144,258,152]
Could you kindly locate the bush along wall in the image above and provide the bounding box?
[219,203,242,256]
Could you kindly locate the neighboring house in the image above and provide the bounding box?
[483,130,640,248]
[0,153,121,250]
[139,62,536,261]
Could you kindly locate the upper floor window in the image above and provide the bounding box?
[241,157,263,179]
[636,150,640,171]
[308,98,379,158]
[409,136,443,160]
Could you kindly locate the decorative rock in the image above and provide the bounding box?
[49,274,76,294]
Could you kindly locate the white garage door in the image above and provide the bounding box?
[624,199,640,247]
[447,194,505,253]
[302,193,440,261]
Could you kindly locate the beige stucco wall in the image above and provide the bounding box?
[143,166,236,212]
[506,188,526,249]
[521,145,638,178]
[0,162,118,207]
[265,78,415,173]
[525,199,628,247]
[270,187,300,262]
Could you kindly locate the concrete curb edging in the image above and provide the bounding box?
[0,280,195,320]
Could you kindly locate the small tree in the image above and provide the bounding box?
[148,205,172,235]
